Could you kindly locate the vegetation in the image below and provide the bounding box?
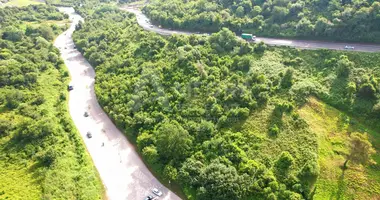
[298,97,380,199]
[0,5,103,199]
[142,0,380,42]
[73,7,380,199]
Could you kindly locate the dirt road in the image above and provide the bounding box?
[54,7,181,200]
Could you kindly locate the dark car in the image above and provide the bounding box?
[68,85,74,91]
[84,112,89,117]
[144,195,154,200]
[86,132,92,138]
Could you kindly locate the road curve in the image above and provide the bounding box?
[54,7,181,200]
[121,7,380,53]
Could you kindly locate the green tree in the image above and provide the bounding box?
[2,26,23,42]
[38,25,54,40]
[343,132,376,169]
[155,120,192,161]
[163,164,178,181]
[336,55,354,78]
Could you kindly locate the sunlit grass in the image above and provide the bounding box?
[1,0,42,7]
[298,97,380,199]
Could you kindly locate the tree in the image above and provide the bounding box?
[209,28,239,53]
[358,83,376,99]
[38,25,54,40]
[296,18,314,36]
[254,41,267,54]
[275,151,294,170]
[343,132,375,169]
[142,145,159,164]
[163,164,178,181]
[0,119,13,137]
[2,26,23,42]
[336,55,354,78]
[155,120,193,161]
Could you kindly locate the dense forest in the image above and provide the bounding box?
[143,0,380,42]
[0,5,103,199]
[74,7,380,200]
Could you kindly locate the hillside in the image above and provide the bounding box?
[0,5,103,199]
[143,0,380,43]
[73,7,380,199]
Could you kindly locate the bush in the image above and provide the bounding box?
[269,124,280,136]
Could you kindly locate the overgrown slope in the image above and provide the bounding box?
[73,7,380,200]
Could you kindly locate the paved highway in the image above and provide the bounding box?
[122,7,380,53]
[55,7,181,200]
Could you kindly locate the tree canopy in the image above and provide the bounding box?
[142,0,380,42]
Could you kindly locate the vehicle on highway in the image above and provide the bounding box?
[241,33,256,41]
[149,25,153,28]
[68,85,74,91]
[86,132,92,138]
[345,45,355,50]
[84,112,89,117]
[144,195,154,200]
[152,188,162,196]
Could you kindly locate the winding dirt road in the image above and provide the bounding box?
[121,7,380,53]
[54,7,181,200]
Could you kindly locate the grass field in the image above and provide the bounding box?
[1,0,42,7]
[298,97,380,199]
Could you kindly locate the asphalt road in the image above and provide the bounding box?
[122,7,380,53]
[54,7,181,200]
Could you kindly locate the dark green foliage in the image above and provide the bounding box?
[269,124,280,136]
[73,7,380,200]
[143,0,380,42]
[254,41,267,54]
[336,55,353,78]
[359,83,376,99]
[2,26,24,42]
[281,68,294,88]
[155,120,192,162]
[0,119,13,137]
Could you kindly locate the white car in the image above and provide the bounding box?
[344,45,354,50]
[152,188,162,196]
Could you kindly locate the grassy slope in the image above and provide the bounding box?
[298,97,380,200]
[1,0,42,7]
[0,64,103,200]
[0,20,103,200]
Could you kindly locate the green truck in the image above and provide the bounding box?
[241,33,256,41]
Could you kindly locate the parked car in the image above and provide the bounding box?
[144,195,154,200]
[68,85,74,91]
[84,112,89,117]
[149,25,153,28]
[152,188,162,196]
[344,45,355,50]
[86,132,92,138]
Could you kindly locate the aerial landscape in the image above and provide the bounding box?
[0,0,380,200]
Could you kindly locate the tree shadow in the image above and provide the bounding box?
[266,108,284,138]
[336,169,346,200]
